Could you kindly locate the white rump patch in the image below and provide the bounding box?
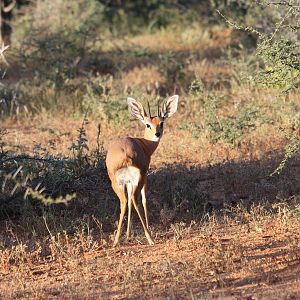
[116,166,140,187]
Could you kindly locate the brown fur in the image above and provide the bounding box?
[106,96,178,246]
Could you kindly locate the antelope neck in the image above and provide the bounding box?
[137,137,160,158]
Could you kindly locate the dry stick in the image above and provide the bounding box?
[0,43,9,66]
[0,154,68,164]
[42,214,67,258]
[96,123,103,161]
[216,10,263,39]
[2,0,16,13]
[268,2,300,9]
[269,6,293,41]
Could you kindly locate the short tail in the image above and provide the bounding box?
[120,147,133,168]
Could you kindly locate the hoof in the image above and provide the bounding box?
[147,238,155,246]
[113,238,120,247]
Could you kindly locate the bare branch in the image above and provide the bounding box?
[2,0,16,13]
[0,43,9,66]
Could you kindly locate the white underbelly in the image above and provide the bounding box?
[115,166,140,187]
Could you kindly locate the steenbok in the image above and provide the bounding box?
[106,95,179,246]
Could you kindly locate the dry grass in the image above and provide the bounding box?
[1,108,299,299]
[1,206,300,299]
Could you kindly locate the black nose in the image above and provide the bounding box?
[155,132,161,137]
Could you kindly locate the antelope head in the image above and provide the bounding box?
[127,95,179,142]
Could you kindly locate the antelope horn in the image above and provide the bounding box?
[157,100,160,117]
[147,100,151,118]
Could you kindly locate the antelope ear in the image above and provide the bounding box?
[127,97,146,123]
[162,95,179,119]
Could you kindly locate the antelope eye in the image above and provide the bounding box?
[146,124,151,129]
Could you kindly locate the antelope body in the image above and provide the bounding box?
[106,95,179,246]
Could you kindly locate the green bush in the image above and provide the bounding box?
[97,0,205,33]
[225,0,300,171]
[256,39,300,93]
[0,119,105,218]
[205,96,260,146]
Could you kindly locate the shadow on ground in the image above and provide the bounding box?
[0,151,299,241]
[62,151,300,233]
[146,153,300,225]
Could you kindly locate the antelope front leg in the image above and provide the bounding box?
[131,185,154,245]
[126,183,133,240]
[141,180,149,229]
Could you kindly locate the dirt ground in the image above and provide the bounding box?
[1,221,300,299]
